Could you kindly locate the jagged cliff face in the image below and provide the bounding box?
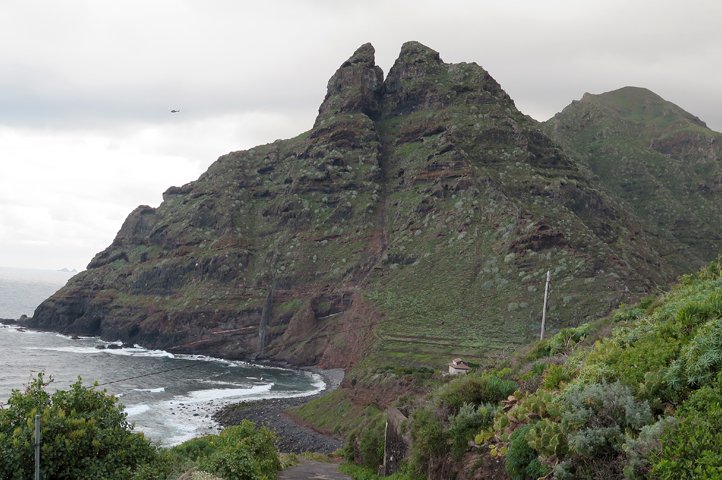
[542,87,722,273]
[31,44,688,368]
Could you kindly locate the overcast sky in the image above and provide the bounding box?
[2,0,720,271]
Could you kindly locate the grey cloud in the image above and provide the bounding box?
[2,0,721,129]
[1,0,721,270]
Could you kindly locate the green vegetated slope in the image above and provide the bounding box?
[542,87,722,273]
[30,43,712,372]
[341,260,721,480]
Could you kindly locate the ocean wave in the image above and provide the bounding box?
[125,404,151,416]
[99,347,175,358]
[181,384,274,403]
[24,345,175,358]
[54,333,95,340]
[173,352,249,367]
[23,346,103,354]
[1,325,43,334]
[133,387,165,393]
[300,371,327,391]
[197,379,255,387]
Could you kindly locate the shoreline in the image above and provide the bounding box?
[2,321,345,452]
[213,367,345,454]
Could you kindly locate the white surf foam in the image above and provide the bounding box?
[125,404,151,416]
[100,347,175,358]
[133,387,165,393]
[197,379,251,387]
[307,372,326,391]
[54,333,93,340]
[24,345,175,358]
[24,346,103,354]
[181,384,274,403]
[173,352,248,367]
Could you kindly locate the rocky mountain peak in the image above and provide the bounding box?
[580,86,708,129]
[393,41,444,71]
[343,42,376,66]
[315,43,384,126]
[382,41,511,116]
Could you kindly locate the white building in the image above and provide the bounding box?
[448,358,471,375]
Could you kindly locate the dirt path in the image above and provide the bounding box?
[279,460,351,480]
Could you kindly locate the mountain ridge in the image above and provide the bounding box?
[27,43,716,371]
[542,86,722,274]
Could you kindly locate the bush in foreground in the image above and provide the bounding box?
[172,420,281,480]
[0,374,167,480]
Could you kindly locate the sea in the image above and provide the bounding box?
[0,267,324,446]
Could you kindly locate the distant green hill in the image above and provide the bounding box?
[542,87,722,273]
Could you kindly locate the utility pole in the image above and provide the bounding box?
[34,414,41,480]
[540,270,551,340]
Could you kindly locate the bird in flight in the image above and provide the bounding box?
[170,109,180,113]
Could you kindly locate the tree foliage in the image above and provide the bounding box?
[435,372,517,414]
[0,373,166,480]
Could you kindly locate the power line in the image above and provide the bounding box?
[0,363,204,408]
[93,363,202,388]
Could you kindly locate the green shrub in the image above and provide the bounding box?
[547,324,593,355]
[345,411,386,470]
[622,416,677,480]
[0,374,164,480]
[172,420,280,480]
[447,402,495,458]
[542,364,575,389]
[612,304,645,323]
[528,324,593,359]
[526,418,566,458]
[652,374,722,480]
[506,424,550,480]
[345,432,358,462]
[555,382,654,478]
[521,362,547,381]
[435,373,517,413]
[358,425,384,470]
[562,382,653,449]
[679,257,722,284]
[665,316,722,391]
[579,281,722,404]
[408,407,446,476]
[339,462,419,480]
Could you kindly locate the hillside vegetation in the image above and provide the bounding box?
[543,87,722,274]
[341,259,722,479]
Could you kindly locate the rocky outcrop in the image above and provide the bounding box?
[315,43,384,124]
[30,43,711,369]
[382,408,409,475]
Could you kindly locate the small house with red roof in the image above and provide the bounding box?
[448,358,471,375]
